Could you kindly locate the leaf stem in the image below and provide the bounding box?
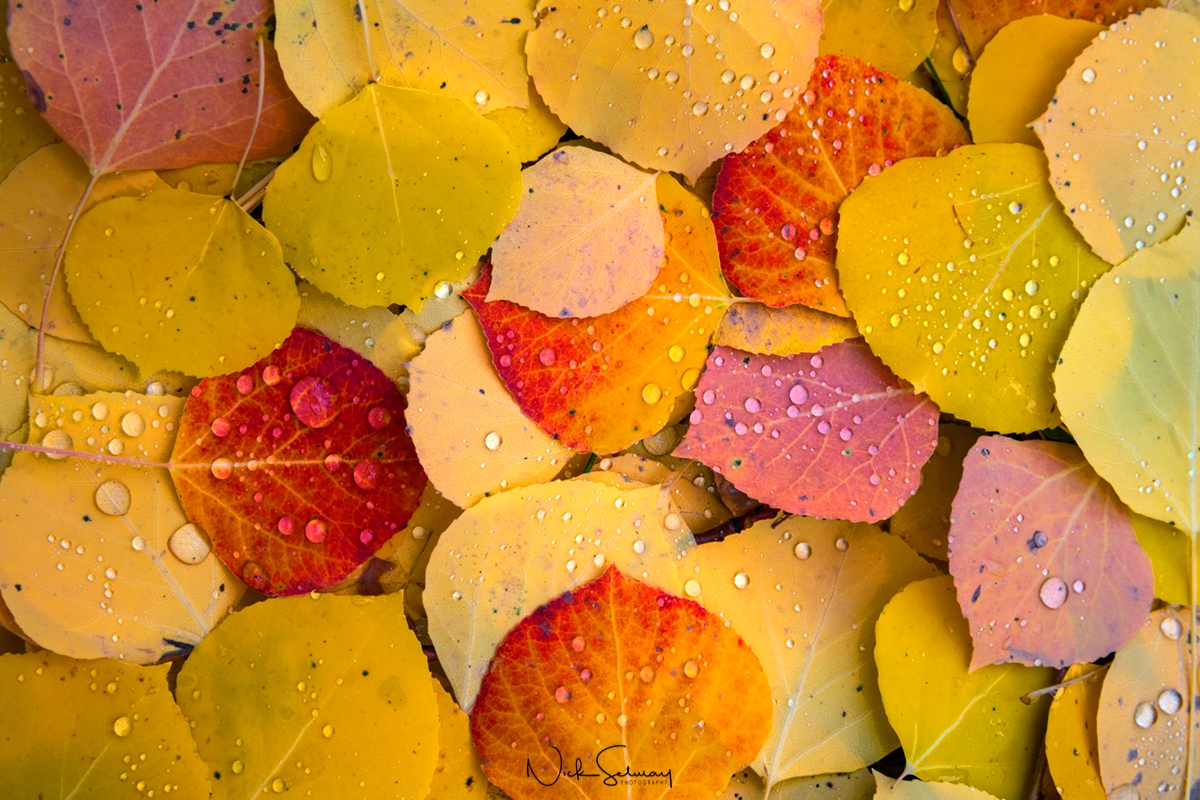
[236,167,276,212]
[943,0,975,72]
[359,1,379,83]
[229,36,267,203]
[1,439,171,470]
[1018,664,1107,704]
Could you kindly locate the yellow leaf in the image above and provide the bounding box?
[1033,9,1199,264]
[177,593,440,800]
[264,84,522,310]
[1131,513,1196,605]
[429,679,489,800]
[65,189,300,378]
[925,1,970,117]
[426,478,694,710]
[1045,663,1106,800]
[275,0,533,117]
[0,390,243,662]
[488,146,664,317]
[714,301,859,356]
[890,423,981,561]
[871,772,1006,800]
[400,261,484,341]
[838,143,1112,433]
[875,576,1056,800]
[0,143,167,344]
[1055,220,1200,533]
[820,0,939,79]
[484,80,569,164]
[719,767,877,800]
[408,312,574,507]
[295,281,420,386]
[157,157,283,199]
[686,516,938,787]
[0,0,59,183]
[0,651,210,799]
[526,0,823,182]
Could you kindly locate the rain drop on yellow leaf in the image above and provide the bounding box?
[176,593,439,800]
[526,0,822,182]
[714,301,859,356]
[820,0,939,79]
[875,576,1055,800]
[264,84,521,310]
[1045,663,1106,800]
[0,651,210,800]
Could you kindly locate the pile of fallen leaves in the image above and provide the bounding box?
[0,0,1198,798]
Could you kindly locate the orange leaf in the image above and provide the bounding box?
[470,566,773,800]
[712,55,968,314]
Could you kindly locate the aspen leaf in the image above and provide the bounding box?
[488,146,664,318]
[484,82,570,164]
[0,390,243,662]
[875,576,1056,800]
[890,423,980,561]
[470,566,773,800]
[948,437,1154,669]
[426,478,695,710]
[0,143,167,344]
[1045,663,1106,800]
[968,17,1102,147]
[819,0,939,80]
[0,651,210,800]
[719,768,878,800]
[431,679,489,800]
[275,0,533,117]
[676,340,940,523]
[295,281,419,386]
[0,0,58,183]
[1034,9,1199,264]
[408,312,574,507]
[1054,220,1200,534]
[7,0,312,173]
[157,157,284,199]
[871,773,1007,800]
[169,328,426,596]
[176,592,440,800]
[465,173,731,453]
[684,516,938,787]
[838,143,1112,434]
[264,84,522,310]
[714,302,859,356]
[1131,513,1197,605]
[714,55,968,314]
[526,0,823,182]
[66,189,301,378]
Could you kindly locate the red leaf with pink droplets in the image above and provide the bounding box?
[471,566,773,800]
[675,340,939,523]
[947,436,1154,670]
[712,55,968,314]
[8,0,313,172]
[169,328,426,596]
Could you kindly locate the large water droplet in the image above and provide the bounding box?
[538,348,556,366]
[1039,577,1067,609]
[684,660,700,678]
[642,383,663,404]
[484,431,502,451]
[305,519,327,543]
[1161,616,1182,639]
[759,42,775,58]
[1133,701,1157,729]
[1158,688,1182,715]
[794,542,811,560]
[211,458,234,480]
[121,412,145,437]
[633,24,654,49]
[41,429,73,458]
[113,716,132,737]
[290,376,339,428]
[684,579,701,597]
[311,143,333,182]
[1081,67,1096,83]
[733,572,749,589]
[95,480,131,516]
[211,417,231,437]
[555,686,571,703]
[169,523,211,565]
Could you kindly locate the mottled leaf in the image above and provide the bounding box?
[714,301,859,356]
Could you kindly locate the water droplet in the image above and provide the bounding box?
[642,383,663,404]
[633,24,653,49]
[474,89,489,105]
[744,397,761,414]
[1158,688,1182,715]
[91,402,109,421]
[684,579,702,597]
[232,760,246,775]
[789,384,808,405]
[692,101,709,117]
[1025,280,1039,296]
[311,144,332,182]
[323,724,335,738]
[898,0,914,10]
[952,46,969,74]
[95,481,131,516]
[889,313,903,328]
[1134,701,1157,729]
[113,716,132,737]
[794,542,811,560]
[733,572,749,589]
[211,417,231,437]
[669,345,685,362]
[835,537,849,551]
[555,686,571,703]
[236,375,254,395]
[639,666,655,683]
[290,376,339,428]
[305,519,327,544]
[169,523,211,565]
[1008,201,1023,214]
[665,70,680,84]
[633,539,646,554]
[41,429,72,458]
[572,636,586,652]
[538,348,556,366]
[211,458,234,480]
[484,431,502,451]
[1072,579,1085,593]
[1039,577,1068,609]
[760,42,775,58]
[1161,617,1182,639]
[262,365,282,385]
[278,516,296,536]
[1081,67,1096,83]
[131,535,146,551]
[1188,139,1198,153]
[683,660,700,678]
[241,561,268,590]
[121,412,145,437]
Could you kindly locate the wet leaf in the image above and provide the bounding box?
[526,0,823,182]
[1033,9,1200,264]
[684,515,938,787]
[275,0,533,117]
[0,651,210,799]
[890,422,980,561]
[1054,219,1200,534]
[295,281,419,386]
[676,340,940,523]
[0,0,59,183]
[169,327,426,596]
[1096,606,1197,800]
[0,143,167,344]
[488,146,664,318]
[465,173,731,453]
[157,157,283,199]
[875,575,1055,800]
[719,767,877,800]
[0,390,243,662]
[484,81,570,164]
[838,143,1112,434]
[176,592,439,800]
[968,16,1102,147]
[1045,663,1106,800]
[431,679,489,800]
[471,566,774,800]
[714,302,859,356]
[408,312,574,508]
[263,84,521,310]
[713,55,968,314]
[426,478,694,710]
[7,0,312,172]
[820,0,940,80]
[871,772,1007,800]
[66,189,300,378]
[947,436,1154,669]
[1132,513,1197,605]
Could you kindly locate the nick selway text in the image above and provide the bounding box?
[526,743,674,788]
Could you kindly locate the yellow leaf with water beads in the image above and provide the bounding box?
[819,0,939,80]
[176,592,439,800]
[837,143,1112,434]
[0,651,210,799]
[483,80,570,164]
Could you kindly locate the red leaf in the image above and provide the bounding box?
[948,436,1155,670]
[471,566,773,800]
[712,55,969,314]
[169,328,426,596]
[8,0,313,172]
[675,340,939,523]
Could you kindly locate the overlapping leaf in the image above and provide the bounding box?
[1045,663,1106,800]
[890,423,980,561]
[169,327,426,596]
[294,281,419,386]
[471,566,774,800]
[819,0,939,79]
[484,81,569,164]
[0,0,58,182]
[872,774,1006,800]
[430,679,489,799]
[714,301,858,356]
[677,341,940,522]
[713,55,968,314]
[1132,513,1197,605]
